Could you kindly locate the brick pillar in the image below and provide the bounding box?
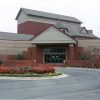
[69,44,74,60]
[31,45,43,65]
[32,46,36,60]
[32,45,37,66]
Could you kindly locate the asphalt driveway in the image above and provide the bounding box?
[0,67,100,100]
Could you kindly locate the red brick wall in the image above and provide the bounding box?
[94,55,100,67]
[31,47,37,60]
[66,60,91,67]
[35,46,43,64]
[66,59,100,68]
[74,46,84,60]
[22,46,43,63]
[5,60,34,66]
[26,46,43,64]
[5,55,16,60]
[4,59,100,68]
[23,47,33,60]
[68,44,74,60]
[38,64,65,67]
[67,45,84,60]
[18,21,52,36]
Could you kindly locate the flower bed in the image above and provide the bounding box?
[0,66,55,74]
[0,66,60,77]
[0,66,31,74]
[32,66,55,74]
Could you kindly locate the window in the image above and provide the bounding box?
[60,28,69,33]
[44,47,66,63]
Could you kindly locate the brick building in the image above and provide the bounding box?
[0,8,100,67]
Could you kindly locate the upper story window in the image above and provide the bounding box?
[59,28,69,33]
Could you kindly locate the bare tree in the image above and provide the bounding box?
[0,40,32,66]
[85,46,100,68]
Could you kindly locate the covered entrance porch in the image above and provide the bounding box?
[30,26,76,66]
[31,44,75,65]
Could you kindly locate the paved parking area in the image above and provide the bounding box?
[0,67,100,100]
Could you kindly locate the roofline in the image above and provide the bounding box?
[15,8,27,20]
[32,25,76,44]
[0,39,31,41]
[52,26,76,42]
[0,31,34,41]
[15,8,22,20]
[16,8,82,24]
[0,31,34,37]
[71,35,98,39]
[28,14,82,24]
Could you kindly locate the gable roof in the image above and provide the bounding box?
[67,32,97,38]
[16,8,82,23]
[80,27,89,34]
[31,26,76,44]
[65,27,98,38]
[54,22,97,38]
[0,32,34,41]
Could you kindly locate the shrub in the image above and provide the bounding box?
[0,66,29,74]
[0,66,55,74]
[0,67,11,74]
[31,66,55,74]
[16,53,25,60]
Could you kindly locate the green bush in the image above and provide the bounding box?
[16,54,25,60]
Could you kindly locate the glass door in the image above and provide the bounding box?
[44,47,66,63]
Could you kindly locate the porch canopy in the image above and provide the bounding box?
[31,26,76,44]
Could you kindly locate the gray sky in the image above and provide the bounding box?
[0,0,100,37]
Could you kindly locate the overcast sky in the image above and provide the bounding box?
[0,0,100,37]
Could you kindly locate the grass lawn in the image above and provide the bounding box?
[0,72,62,77]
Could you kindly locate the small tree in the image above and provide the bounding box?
[80,52,91,60]
[85,46,100,68]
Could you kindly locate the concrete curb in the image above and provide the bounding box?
[0,74,69,80]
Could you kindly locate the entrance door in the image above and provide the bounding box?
[44,47,66,63]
